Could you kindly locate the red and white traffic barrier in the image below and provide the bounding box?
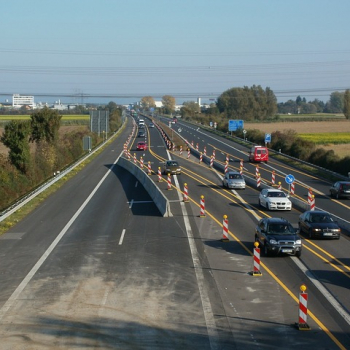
[221,215,229,242]
[158,167,162,182]
[134,153,137,164]
[187,149,190,159]
[240,159,243,169]
[278,182,282,190]
[291,182,295,195]
[252,242,262,276]
[255,165,259,178]
[226,154,229,163]
[257,174,261,188]
[200,195,205,217]
[196,143,199,151]
[204,146,207,156]
[127,150,131,160]
[307,188,313,204]
[212,149,216,159]
[225,161,228,173]
[179,146,183,156]
[191,140,194,147]
[310,195,315,211]
[239,166,243,175]
[271,171,275,185]
[199,153,203,164]
[297,285,311,330]
[167,173,172,190]
[148,161,152,175]
[183,183,189,202]
[210,156,214,168]
[140,157,144,169]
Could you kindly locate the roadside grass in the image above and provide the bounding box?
[0,122,126,236]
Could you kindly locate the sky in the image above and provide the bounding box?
[1,0,350,106]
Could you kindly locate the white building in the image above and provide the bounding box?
[12,94,35,109]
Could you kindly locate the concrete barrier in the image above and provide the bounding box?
[117,157,172,217]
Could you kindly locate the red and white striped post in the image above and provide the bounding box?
[187,149,191,159]
[225,161,228,173]
[199,152,203,164]
[148,161,152,175]
[290,182,295,195]
[310,195,315,211]
[167,173,172,190]
[140,157,144,169]
[210,156,214,168]
[255,165,259,178]
[196,143,199,151]
[212,149,216,159]
[221,215,229,242]
[134,153,137,164]
[307,188,313,204]
[240,166,243,175]
[172,143,176,152]
[297,285,311,330]
[191,140,194,147]
[204,146,207,156]
[257,173,261,188]
[179,146,183,156]
[226,154,229,163]
[252,242,262,276]
[183,183,189,202]
[127,150,131,160]
[240,159,243,169]
[158,167,162,182]
[200,195,205,217]
[271,170,275,185]
[278,182,282,190]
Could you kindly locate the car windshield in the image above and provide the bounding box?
[267,224,294,235]
[341,183,350,190]
[229,174,242,179]
[268,192,286,198]
[167,161,178,166]
[310,214,333,223]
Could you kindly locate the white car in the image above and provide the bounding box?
[259,188,292,211]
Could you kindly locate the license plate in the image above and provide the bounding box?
[282,249,293,253]
[323,233,333,236]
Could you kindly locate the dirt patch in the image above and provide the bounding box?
[245,120,350,134]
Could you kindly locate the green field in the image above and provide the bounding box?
[299,132,350,144]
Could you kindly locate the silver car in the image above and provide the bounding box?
[223,171,246,189]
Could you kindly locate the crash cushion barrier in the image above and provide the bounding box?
[117,157,172,217]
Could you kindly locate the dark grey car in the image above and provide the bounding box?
[255,217,302,257]
[330,181,350,199]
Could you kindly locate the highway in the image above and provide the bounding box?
[0,114,349,349]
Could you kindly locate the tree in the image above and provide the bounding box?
[140,96,155,110]
[325,91,343,113]
[343,89,350,119]
[162,95,176,114]
[30,107,61,144]
[0,120,31,173]
[180,101,200,119]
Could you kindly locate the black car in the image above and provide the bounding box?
[137,131,145,138]
[255,217,302,257]
[298,210,341,239]
[330,181,350,199]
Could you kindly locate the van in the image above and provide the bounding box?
[138,119,145,126]
[249,145,269,163]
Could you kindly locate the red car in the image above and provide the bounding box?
[136,141,148,151]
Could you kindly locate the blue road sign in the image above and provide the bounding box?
[285,174,295,184]
[265,133,271,143]
[229,120,244,131]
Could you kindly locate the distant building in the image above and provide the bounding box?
[12,94,35,109]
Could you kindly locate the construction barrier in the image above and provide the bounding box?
[271,171,275,185]
[212,149,216,159]
[310,195,315,211]
[204,146,207,156]
[291,182,295,195]
[179,146,183,156]
[200,195,205,217]
[240,159,243,169]
[278,182,282,190]
[187,149,190,159]
[308,188,313,205]
[226,154,229,163]
[183,183,189,202]
[158,167,162,182]
[252,242,262,276]
[210,156,214,168]
[148,161,152,175]
[225,161,228,173]
[297,285,311,330]
[134,153,137,164]
[199,153,203,164]
[221,215,229,242]
[167,173,172,190]
[257,174,261,188]
[196,143,199,151]
[255,165,259,178]
[140,157,144,169]
[239,166,243,175]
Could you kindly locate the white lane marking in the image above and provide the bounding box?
[292,256,350,326]
[0,149,125,322]
[119,229,126,245]
[167,149,219,350]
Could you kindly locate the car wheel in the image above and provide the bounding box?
[308,230,313,239]
[258,198,262,207]
[336,193,339,199]
[295,251,301,257]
